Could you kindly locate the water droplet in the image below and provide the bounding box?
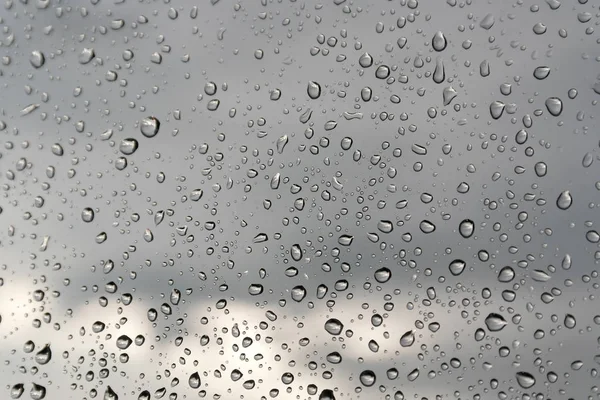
[338,235,354,246]
[449,259,466,276]
[359,370,376,387]
[291,286,307,302]
[324,318,344,335]
[276,135,288,154]
[30,384,46,400]
[307,81,321,99]
[480,13,495,30]
[490,101,505,119]
[485,313,507,331]
[564,314,576,329]
[556,190,573,210]
[420,220,436,234]
[400,330,415,347]
[248,284,264,296]
[515,371,536,389]
[432,31,447,51]
[79,48,95,64]
[533,66,550,80]
[104,386,118,400]
[51,143,64,156]
[498,266,515,282]
[10,384,24,399]
[545,97,563,116]
[374,267,391,283]
[458,219,474,238]
[119,138,139,155]
[358,52,373,68]
[116,335,132,350]
[34,344,52,365]
[140,117,160,138]
[30,51,45,68]
[375,65,390,79]
[189,372,201,389]
[81,208,95,223]
[143,229,154,242]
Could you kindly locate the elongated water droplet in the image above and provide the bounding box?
[459,219,474,238]
[400,330,415,347]
[515,371,536,389]
[358,52,373,67]
[498,266,515,282]
[10,384,24,399]
[556,190,572,210]
[420,220,436,234]
[30,50,45,68]
[35,344,52,365]
[449,259,466,276]
[533,66,550,80]
[480,13,495,30]
[432,31,447,51]
[307,81,321,99]
[490,101,505,119]
[545,97,563,116]
[561,253,572,270]
[291,244,302,261]
[276,135,288,154]
[485,313,507,332]
[338,235,354,246]
[30,384,46,400]
[189,372,201,388]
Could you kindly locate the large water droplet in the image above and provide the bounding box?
[459,219,474,238]
[30,51,45,68]
[291,285,307,302]
[432,31,447,51]
[189,372,201,389]
[119,138,139,155]
[30,384,46,400]
[34,344,52,365]
[140,116,160,138]
[291,244,302,261]
[485,313,507,332]
[420,220,436,234]
[10,384,24,399]
[449,259,466,276]
[359,370,376,387]
[307,81,321,99]
[400,330,415,347]
[515,371,536,389]
[81,207,95,223]
[374,267,391,283]
[116,335,132,350]
[358,52,373,68]
[556,190,572,210]
[545,97,563,116]
[324,318,343,335]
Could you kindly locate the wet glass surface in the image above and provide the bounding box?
[1,1,600,399]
